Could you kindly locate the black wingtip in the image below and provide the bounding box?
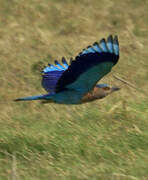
[54,60,59,65]
[62,57,66,63]
[100,38,106,43]
[70,58,73,64]
[86,45,92,48]
[62,57,69,65]
[107,35,113,43]
[93,42,99,46]
[114,35,119,44]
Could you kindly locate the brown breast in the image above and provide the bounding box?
[81,87,106,103]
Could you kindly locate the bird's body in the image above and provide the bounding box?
[15,35,120,104]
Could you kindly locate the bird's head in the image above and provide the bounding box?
[95,84,120,98]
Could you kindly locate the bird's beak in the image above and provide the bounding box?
[111,86,120,91]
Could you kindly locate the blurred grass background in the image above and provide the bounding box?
[0,0,148,179]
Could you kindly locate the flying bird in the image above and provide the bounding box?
[15,35,120,104]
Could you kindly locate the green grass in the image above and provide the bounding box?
[0,0,148,179]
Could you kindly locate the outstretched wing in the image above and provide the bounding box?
[41,57,69,92]
[55,35,119,93]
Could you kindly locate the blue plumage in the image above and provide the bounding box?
[41,57,69,92]
[106,35,113,53]
[92,43,102,53]
[113,36,119,55]
[56,52,118,92]
[15,94,50,101]
[54,60,65,70]
[42,71,63,92]
[86,46,96,53]
[62,57,69,68]
[99,39,108,52]
[80,49,90,55]
[15,35,120,104]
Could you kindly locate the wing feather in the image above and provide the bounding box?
[55,35,119,93]
[67,62,113,93]
[99,39,108,52]
[41,57,69,92]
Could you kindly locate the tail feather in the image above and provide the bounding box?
[14,94,48,101]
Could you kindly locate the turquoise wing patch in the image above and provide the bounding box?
[55,35,119,93]
[67,62,114,93]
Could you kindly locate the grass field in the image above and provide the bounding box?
[0,0,148,179]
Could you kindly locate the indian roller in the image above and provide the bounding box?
[15,35,120,104]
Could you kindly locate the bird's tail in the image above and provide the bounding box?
[14,94,49,101]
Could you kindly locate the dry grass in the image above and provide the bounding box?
[0,0,148,179]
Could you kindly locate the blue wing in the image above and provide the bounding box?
[55,35,119,93]
[41,57,69,92]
